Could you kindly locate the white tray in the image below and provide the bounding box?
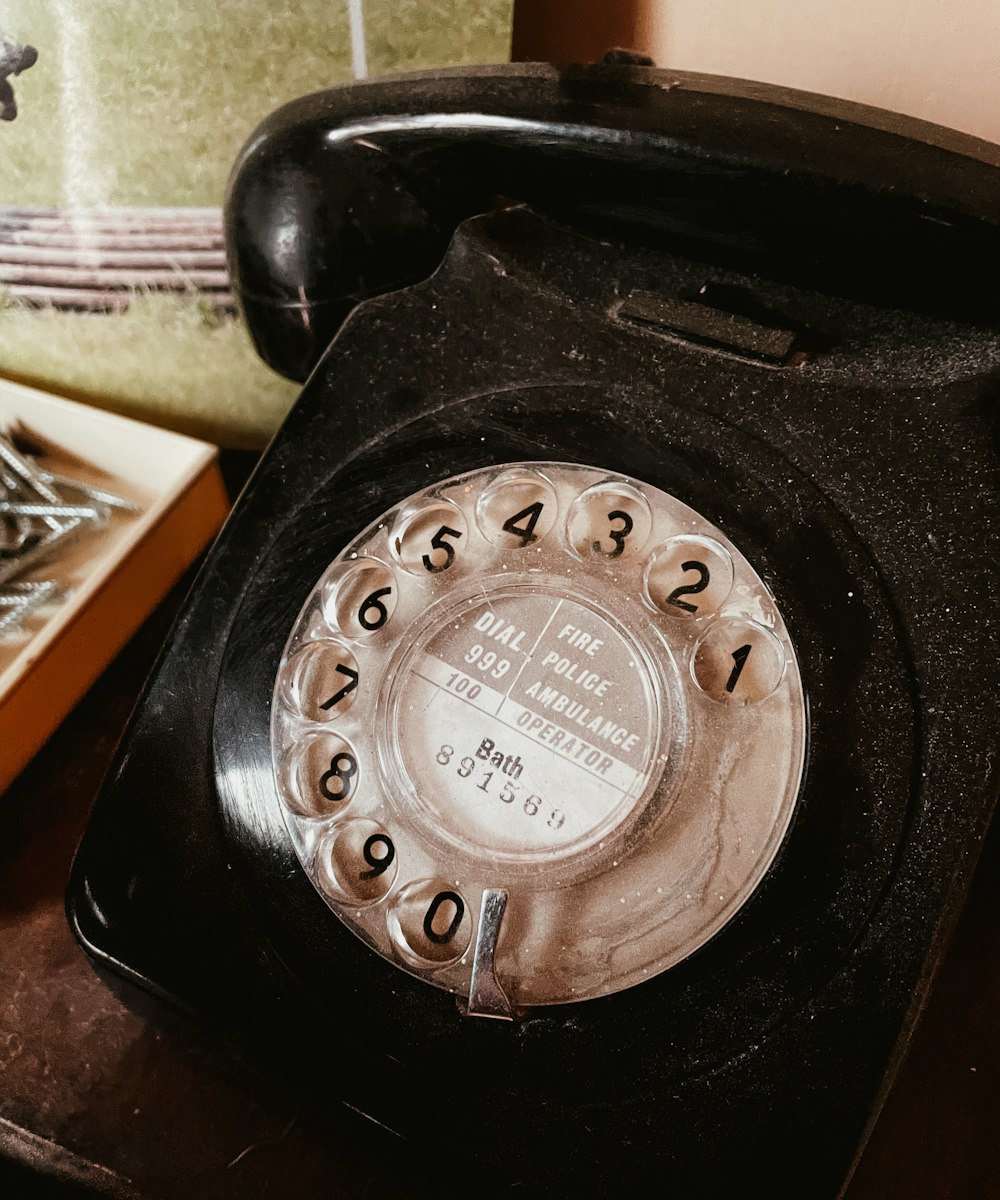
[0,379,229,792]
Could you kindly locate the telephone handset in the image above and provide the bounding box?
[70,63,1000,1197]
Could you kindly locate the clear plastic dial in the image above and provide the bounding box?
[271,463,806,1009]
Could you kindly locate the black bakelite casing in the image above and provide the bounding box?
[224,64,1000,380]
[70,65,1000,1198]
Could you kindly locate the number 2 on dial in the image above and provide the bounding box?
[666,560,710,612]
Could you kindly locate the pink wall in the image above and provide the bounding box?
[513,1,1000,144]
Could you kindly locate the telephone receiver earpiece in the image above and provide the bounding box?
[225,62,1000,382]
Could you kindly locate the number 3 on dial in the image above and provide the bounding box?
[566,481,652,560]
[597,508,633,558]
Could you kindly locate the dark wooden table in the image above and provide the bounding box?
[1,581,998,1199]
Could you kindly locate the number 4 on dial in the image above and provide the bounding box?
[502,502,543,545]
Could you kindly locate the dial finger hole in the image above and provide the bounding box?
[283,639,360,721]
[644,535,734,618]
[389,499,469,577]
[692,618,786,703]
[319,818,398,904]
[322,558,397,638]
[476,468,558,549]
[566,481,653,561]
[387,878,472,967]
[281,732,360,818]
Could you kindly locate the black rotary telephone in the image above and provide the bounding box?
[69,62,1000,1198]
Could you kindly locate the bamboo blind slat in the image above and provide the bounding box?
[0,206,235,312]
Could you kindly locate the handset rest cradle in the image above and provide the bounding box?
[226,62,1000,380]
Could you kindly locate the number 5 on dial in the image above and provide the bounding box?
[390,500,468,575]
[422,524,462,572]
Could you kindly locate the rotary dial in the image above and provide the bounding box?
[271,463,806,1012]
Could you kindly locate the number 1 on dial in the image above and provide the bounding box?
[726,643,752,693]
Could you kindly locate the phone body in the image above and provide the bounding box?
[69,63,1000,1198]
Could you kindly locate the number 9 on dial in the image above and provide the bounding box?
[320,818,398,903]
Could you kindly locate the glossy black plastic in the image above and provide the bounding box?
[226,63,1000,380]
[72,69,1000,1199]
